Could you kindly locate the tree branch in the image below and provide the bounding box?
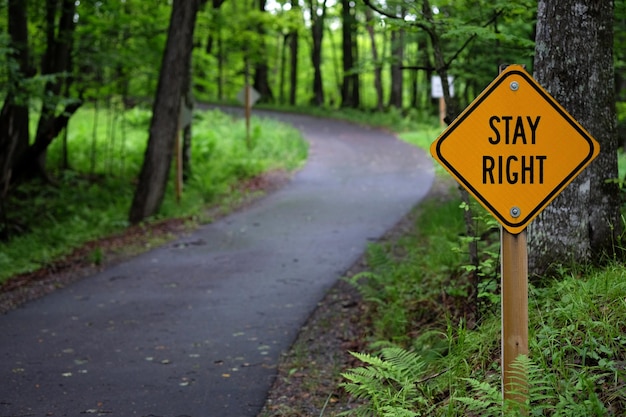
[363,2,506,74]
[361,0,430,31]
[444,10,504,68]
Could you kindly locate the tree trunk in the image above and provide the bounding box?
[410,68,418,108]
[288,0,300,106]
[279,33,288,104]
[529,0,621,276]
[351,23,360,108]
[129,0,201,224]
[25,0,78,180]
[253,0,274,103]
[0,0,31,196]
[311,14,325,106]
[288,29,299,106]
[181,63,194,183]
[388,24,405,108]
[340,0,356,108]
[341,0,361,108]
[253,62,274,103]
[365,8,384,111]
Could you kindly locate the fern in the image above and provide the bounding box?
[341,348,432,416]
[452,355,614,417]
[367,243,394,271]
[455,377,502,417]
[454,356,546,416]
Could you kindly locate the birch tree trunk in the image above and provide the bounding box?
[529,0,622,276]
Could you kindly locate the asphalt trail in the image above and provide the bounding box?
[0,111,434,417]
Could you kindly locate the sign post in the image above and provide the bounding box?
[501,229,528,405]
[237,84,261,148]
[430,64,600,407]
[431,75,454,127]
[237,61,261,150]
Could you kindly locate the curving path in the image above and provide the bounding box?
[0,111,434,417]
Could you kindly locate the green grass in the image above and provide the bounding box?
[339,104,626,412]
[342,192,626,416]
[0,106,308,283]
[397,125,445,150]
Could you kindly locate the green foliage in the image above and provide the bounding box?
[454,199,501,308]
[342,194,626,416]
[0,0,539,125]
[397,125,444,151]
[346,198,466,346]
[529,267,626,416]
[341,348,431,417]
[0,173,134,279]
[182,109,307,205]
[190,0,537,109]
[0,107,307,283]
[456,355,541,417]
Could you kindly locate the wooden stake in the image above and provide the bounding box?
[501,228,529,410]
[439,96,445,127]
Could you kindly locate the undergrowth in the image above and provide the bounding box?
[342,196,626,416]
[0,106,307,283]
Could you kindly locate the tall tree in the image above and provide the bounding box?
[528,1,622,275]
[340,0,359,108]
[288,0,300,106]
[203,0,227,100]
[364,7,384,111]
[129,0,203,224]
[16,0,80,180]
[0,0,31,200]
[307,0,328,106]
[253,0,274,102]
[387,12,405,108]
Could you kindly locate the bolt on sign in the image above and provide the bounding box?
[430,65,600,234]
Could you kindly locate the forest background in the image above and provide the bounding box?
[1,1,626,415]
[1,0,626,302]
[2,0,626,300]
[0,0,545,277]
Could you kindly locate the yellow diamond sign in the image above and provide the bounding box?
[430,65,600,234]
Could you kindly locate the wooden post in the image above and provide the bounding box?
[501,228,529,410]
[499,62,528,411]
[439,97,445,127]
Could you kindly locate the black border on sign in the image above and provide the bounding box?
[434,69,597,231]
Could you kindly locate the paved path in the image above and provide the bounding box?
[0,111,434,417]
